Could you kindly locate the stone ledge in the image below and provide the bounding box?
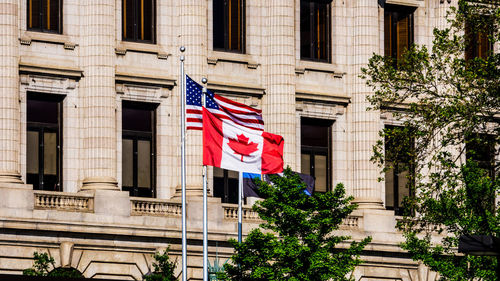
[386,0,424,7]
[20,31,77,50]
[296,60,345,77]
[207,81,265,97]
[296,91,351,105]
[207,51,259,69]
[19,62,83,80]
[115,42,170,59]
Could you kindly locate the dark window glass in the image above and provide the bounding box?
[27,93,63,191]
[28,0,62,34]
[465,18,493,61]
[466,134,496,179]
[300,0,331,62]
[301,118,332,193]
[384,125,414,216]
[213,167,239,204]
[122,101,157,197]
[213,0,245,53]
[384,4,415,63]
[122,0,155,43]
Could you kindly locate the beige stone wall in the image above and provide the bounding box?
[0,0,451,280]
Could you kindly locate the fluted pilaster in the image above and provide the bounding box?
[350,0,383,208]
[176,0,208,197]
[263,0,296,170]
[0,1,22,184]
[81,0,118,190]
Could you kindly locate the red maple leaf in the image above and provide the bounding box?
[228,134,259,162]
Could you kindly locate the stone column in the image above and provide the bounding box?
[350,0,383,209]
[263,0,296,170]
[0,1,23,184]
[80,0,118,190]
[175,0,207,197]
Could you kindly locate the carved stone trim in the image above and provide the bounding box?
[34,191,94,212]
[222,204,261,221]
[131,198,182,217]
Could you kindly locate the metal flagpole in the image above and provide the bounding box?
[179,46,187,281]
[238,172,243,243]
[201,78,208,281]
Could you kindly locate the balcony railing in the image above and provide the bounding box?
[34,191,94,212]
[222,204,261,221]
[131,197,182,216]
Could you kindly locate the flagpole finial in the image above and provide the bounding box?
[180,46,186,52]
[201,78,207,84]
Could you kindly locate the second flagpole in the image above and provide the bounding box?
[179,46,187,281]
[201,78,208,281]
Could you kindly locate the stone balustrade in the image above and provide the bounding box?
[34,191,94,212]
[131,197,182,216]
[222,204,261,221]
[341,215,360,229]
[223,203,361,229]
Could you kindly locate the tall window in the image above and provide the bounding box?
[122,101,157,197]
[122,0,155,43]
[213,167,239,204]
[300,118,332,193]
[27,93,63,191]
[213,0,245,53]
[465,18,493,61]
[466,134,496,179]
[27,0,62,33]
[384,126,414,216]
[300,0,331,62]
[384,4,415,63]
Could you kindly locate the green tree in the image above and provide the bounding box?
[144,247,178,281]
[23,252,84,278]
[362,0,499,280]
[219,168,371,281]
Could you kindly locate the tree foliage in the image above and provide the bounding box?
[362,1,499,280]
[219,168,371,281]
[23,252,84,278]
[144,247,178,281]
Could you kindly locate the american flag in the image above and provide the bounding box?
[185,75,264,131]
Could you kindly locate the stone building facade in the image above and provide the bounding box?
[0,0,456,280]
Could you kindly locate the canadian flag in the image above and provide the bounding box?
[203,108,284,174]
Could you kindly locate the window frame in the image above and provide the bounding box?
[213,0,246,53]
[384,4,415,64]
[27,0,63,34]
[213,168,239,204]
[465,16,494,61]
[300,0,332,63]
[384,125,415,216]
[26,92,64,191]
[122,0,156,44]
[300,117,333,193]
[121,101,157,198]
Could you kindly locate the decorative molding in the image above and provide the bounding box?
[207,51,260,69]
[131,198,182,217]
[115,42,170,60]
[20,74,78,94]
[296,92,351,105]
[385,0,424,7]
[19,62,83,80]
[115,71,176,89]
[207,81,265,97]
[34,191,94,212]
[341,216,360,229]
[295,60,345,76]
[19,32,77,49]
[222,204,261,221]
